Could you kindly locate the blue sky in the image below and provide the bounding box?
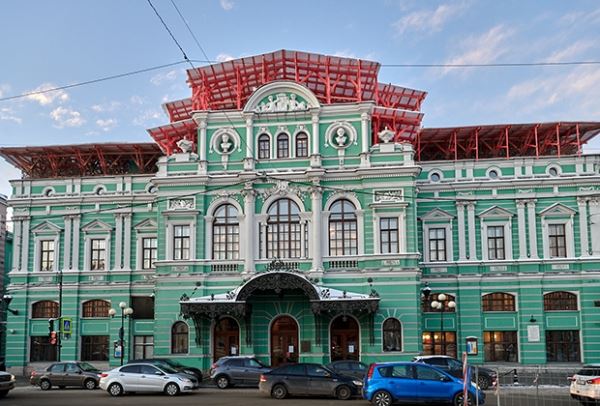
[1,0,600,198]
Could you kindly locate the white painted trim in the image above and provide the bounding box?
[243,80,321,113]
[170,320,190,355]
[372,211,405,254]
[33,235,60,272]
[83,235,111,271]
[481,220,513,261]
[481,292,518,311]
[541,217,574,259]
[422,222,453,263]
[135,233,158,271]
[165,220,196,261]
[255,129,273,160]
[324,194,365,256]
[275,129,292,159]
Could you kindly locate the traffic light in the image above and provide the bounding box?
[49,331,57,345]
[48,319,54,337]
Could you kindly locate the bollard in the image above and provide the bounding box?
[512,368,519,385]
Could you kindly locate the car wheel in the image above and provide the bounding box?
[454,392,474,406]
[215,375,230,389]
[477,376,490,390]
[164,382,180,396]
[84,379,97,390]
[372,390,392,406]
[271,384,288,399]
[336,385,352,400]
[0,390,8,398]
[39,379,52,391]
[108,383,123,397]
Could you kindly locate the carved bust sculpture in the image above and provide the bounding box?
[220,133,232,153]
[176,137,193,153]
[335,127,347,146]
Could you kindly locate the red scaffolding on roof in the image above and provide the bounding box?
[147,119,197,156]
[416,122,600,161]
[0,143,161,179]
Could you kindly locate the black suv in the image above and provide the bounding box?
[210,356,270,389]
[413,355,497,390]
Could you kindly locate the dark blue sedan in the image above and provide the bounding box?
[362,362,485,406]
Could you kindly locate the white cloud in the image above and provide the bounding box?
[133,110,163,126]
[130,95,145,105]
[441,24,514,75]
[96,118,117,132]
[25,83,69,106]
[219,0,234,11]
[544,40,594,63]
[150,69,178,86]
[0,107,22,124]
[392,2,468,37]
[559,7,600,26]
[91,101,121,112]
[216,53,235,62]
[0,84,10,98]
[49,106,85,128]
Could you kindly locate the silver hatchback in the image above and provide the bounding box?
[99,363,199,396]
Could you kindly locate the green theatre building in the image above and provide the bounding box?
[1,50,600,375]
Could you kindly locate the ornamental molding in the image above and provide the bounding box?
[420,208,454,222]
[243,81,320,113]
[372,189,403,204]
[254,92,311,113]
[539,202,576,217]
[31,220,63,234]
[324,121,358,150]
[168,198,195,211]
[81,219,113,233]
[478,205,514,218]
[258,180,308,202]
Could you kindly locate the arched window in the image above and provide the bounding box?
[295,132,309,157]
[82,300,111,318]
[544,291,577,311]
[329,199,358,256]
[267,199,301,258]
[482,292,515,312]
[422,293,457,313]
[258,134,270,159]
[32,301,59,319]
[213,204,240,260]
[171,322,189,354]
[277,133,289,158]
[382,318,402,352]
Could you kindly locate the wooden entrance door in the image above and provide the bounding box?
[270,316,299,367]
[330,316,360,361]
[213,317,240,361]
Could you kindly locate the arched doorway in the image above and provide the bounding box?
[330,316,360,361]
[213,317,240,361]
[270,316,299,367]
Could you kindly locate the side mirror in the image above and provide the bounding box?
[440,376,451,382]
[154,371,164,376]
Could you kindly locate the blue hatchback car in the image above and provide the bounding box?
[363,362,485,406]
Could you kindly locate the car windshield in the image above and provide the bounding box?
[79,362,98,372]
[447,359,463,370]
[576,368,600,376]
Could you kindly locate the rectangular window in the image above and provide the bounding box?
[142,237,157,269]
[296,135,308,157]
[422,331,456,358]
[131,296,155,320]
[428,228,446,262]
[487,225,505,260]
[30,336,58,362]
[173,225,190,260]
[548,224,567,257]
[81,335,109,361]
[546,330,580,362]
[40,240,55,271]
[134,335,154,359]
[380,217,399,254]
[90,239,106,270]
[483,331,518,362]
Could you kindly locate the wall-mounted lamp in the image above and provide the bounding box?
[1,295,19,315]
[529,315,537,323]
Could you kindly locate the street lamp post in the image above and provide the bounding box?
[108,302,134,366]
[430,293,456,355]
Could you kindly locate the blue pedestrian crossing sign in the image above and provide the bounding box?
[60,317,72,335]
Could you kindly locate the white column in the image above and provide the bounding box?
[310,112,321,168]
[12,219,22,271]
[114,214,123,269]
[72,216,80,270]
[467,203,477,260]
[516,200,527,259]
[590,199,600,256]
[204,216,214,260]
[243,188,256,273]
[360,112,370,167]
[456,202,467,260]
[244,115,255,171]
[198,119,207,162]
[21,218,30,272]
[311,187,323,271]
[578,198,590,257]
[123,214,132,270]
[63,216,72,270]
[527,200,538,259]
[300,220,307,258]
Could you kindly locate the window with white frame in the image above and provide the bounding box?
[540,203,575,259]
[380,217,399,254]
[421,209,453,263]
[295,132,309,157]
[258,134,270,159]
[173,225,190,260]
[329,199,358,256]
[40,240,55,271]
[277,133,289,158]
[428,228,447,262]
[478,206,514,261]
[212,204,240,260]
[487,226,505,260]
[267,198,301,258]
[548,224,567,258]
[90,239,107,270]
[142,237,157,269]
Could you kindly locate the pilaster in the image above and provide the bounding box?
[516,200,527,259]
[310,111,321,168]
[578,197,590,257]
[527,200,538,259]
[242,185,256,273]
[467,203,477,260]
[456,202,467,260]
[311,186,323,271]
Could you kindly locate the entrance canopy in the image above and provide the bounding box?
[179,271,380,319]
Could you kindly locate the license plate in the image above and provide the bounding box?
[577,379,587,385]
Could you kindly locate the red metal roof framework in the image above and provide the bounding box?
[147,119,197,156]
[416,122,600,161]
[0,143,161,179]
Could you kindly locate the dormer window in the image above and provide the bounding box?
[277,133,289,158]
[258,134,270,159]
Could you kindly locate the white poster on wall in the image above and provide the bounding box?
[527,325,540,342]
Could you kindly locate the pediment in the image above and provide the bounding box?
[420,208,454,221]
[478,206,513,219]
[134,218,158,231]
[539,203,576,217]
[31,221,62,234]
[81,219,113,232]
[243,81,320,113]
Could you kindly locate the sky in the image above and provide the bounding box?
[1,0,600,201]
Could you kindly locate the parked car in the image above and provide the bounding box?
[259,362,361,400]
[413,355,497,390]
[210,356,270,389]
[0,371,16,398]
[99,362,200,396]
[128,358,203,381]
[30,361,102,390]
[363,362,485,406]
[326,360,368,380]
[569,364,600,405]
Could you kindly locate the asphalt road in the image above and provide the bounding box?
[1,386,581,406]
